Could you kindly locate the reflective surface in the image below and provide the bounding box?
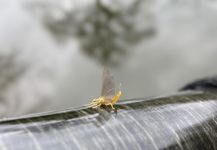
[1,0,217,117]
[0,91,217,149]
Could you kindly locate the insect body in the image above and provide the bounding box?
[88,68,122,110]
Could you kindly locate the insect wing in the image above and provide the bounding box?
[101,68,115,99]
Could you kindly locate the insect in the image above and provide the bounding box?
[88,68,122,110]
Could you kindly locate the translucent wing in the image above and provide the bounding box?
[101,67,115,99]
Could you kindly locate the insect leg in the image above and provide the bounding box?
[87,102,97,107]
[92,103,102,108]
[108,103,115,110]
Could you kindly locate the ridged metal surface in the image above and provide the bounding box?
[0,91,217,150]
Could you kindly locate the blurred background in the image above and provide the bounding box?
[0,0,217,117]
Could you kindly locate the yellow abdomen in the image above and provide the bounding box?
[111,91,122,105]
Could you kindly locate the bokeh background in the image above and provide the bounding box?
[1,0,217,117]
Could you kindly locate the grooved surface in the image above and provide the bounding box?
[0,92,217,150]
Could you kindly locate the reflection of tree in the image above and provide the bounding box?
[0,51,28,116]
[0,51,27,91]
[26,0,155,65]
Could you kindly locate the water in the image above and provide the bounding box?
[0,0,217,117]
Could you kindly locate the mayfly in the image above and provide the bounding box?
[88,68,122,110]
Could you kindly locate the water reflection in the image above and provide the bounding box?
[25,0,155,65]
[1,0,217,117]
[0,51,28,117]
